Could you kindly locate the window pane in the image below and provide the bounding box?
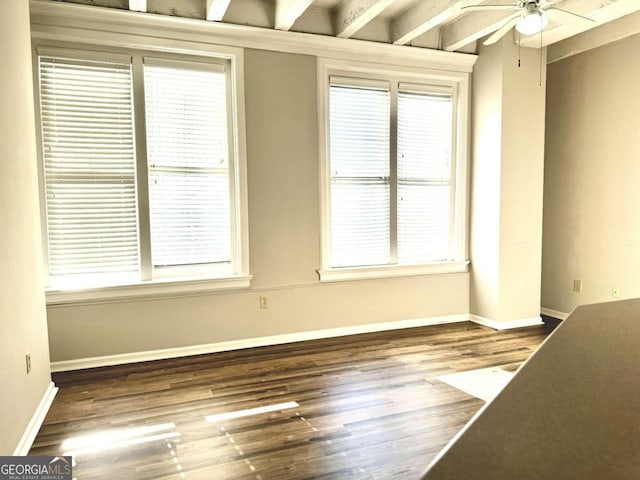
[329,85,389,178]
[39,56,139,282]
[148,170,230,266]
[331,180,390,267]
[398,92,452,180]
[398,183,450,262]
[144,63,231,268]
[329,84,390,267]
[397,91,453,263]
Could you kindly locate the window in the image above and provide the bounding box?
[318,61,469,281]
[36,48,249,297]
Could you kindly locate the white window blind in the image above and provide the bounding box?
[144,62,231,270]
[397,90,453,263]
[329,83,390,268]
[39,55,139,284]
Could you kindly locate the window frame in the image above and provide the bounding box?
[32,42,251,304]
[316,58,470,282]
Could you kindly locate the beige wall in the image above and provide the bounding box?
[470,37,546,323]
[0,0,52,454]
[47,49,469,362]
[542,34,640,314]
[469,39,503,320]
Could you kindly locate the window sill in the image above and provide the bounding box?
[46,274,253,306]
[317,261,469,283]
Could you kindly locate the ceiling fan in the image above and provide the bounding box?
[462,1,595,46]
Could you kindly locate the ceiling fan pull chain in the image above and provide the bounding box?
[518,31,521,68]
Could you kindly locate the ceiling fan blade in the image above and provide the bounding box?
[544,7,595,25]
[461,4,519,12]
[483,13,521,45]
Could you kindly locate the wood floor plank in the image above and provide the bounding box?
[30,321,556,479]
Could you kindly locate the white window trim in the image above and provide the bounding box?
[316,57,470,282]
[32,40,250,304]
[318,262,469,283]
[46,275,253,306]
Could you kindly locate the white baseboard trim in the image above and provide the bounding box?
[51,313,471,372]
[13,381,58,456]
[540,307,570,320]
[470,314,544,331]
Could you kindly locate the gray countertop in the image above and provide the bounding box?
[421,299,640,479]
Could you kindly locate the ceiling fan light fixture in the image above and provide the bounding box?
[516,11,548,35]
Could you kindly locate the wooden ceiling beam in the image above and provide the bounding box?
[391,0,479,46]
[275,0,314,30]
[442,10,511,51]
[335,0,396,38]
[128,0,146,12]
[206,0,232,22]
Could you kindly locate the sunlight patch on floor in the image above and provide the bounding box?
[438,367,514,402]
[205,401,300,423]
[62,423,179,457]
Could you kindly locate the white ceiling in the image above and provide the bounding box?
[47,0,640,57]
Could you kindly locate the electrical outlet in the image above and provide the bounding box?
[259,296,268,309]
[572,279,582,293]
[25,353,31,374]
[612,287,620,299]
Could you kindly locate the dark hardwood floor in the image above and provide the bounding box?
[30,321,556,479]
